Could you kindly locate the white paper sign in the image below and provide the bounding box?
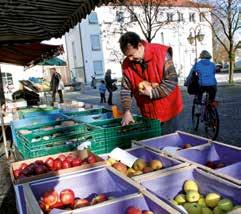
[109,148,138,168]
[77,140,91,150]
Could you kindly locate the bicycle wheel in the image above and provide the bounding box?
[192,99,200,131]
[204,105,219,140]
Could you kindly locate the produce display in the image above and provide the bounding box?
[125,206,154,214]
[39,189,109,213]
[12,152,98,179]
[205,161,226,169]
[172,179,240,214]
[107,157,164,177]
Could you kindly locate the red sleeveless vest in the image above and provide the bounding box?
[122,42,183,122]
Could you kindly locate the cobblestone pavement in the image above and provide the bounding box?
[1,82,241,213]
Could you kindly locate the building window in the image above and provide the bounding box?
[160,32,164,44]
[2,72,13,86]
[189,13,195,22]
[93,61,103,74]
[116,11,124,22]
[177,12,184,22]
[88,12,98,24]
[199,12,205,22]
[130,13,137,22]
[90,35,101,51]
[167,13,174,22]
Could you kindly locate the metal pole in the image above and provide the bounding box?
[0,65,8,159]
[0,106,8,159]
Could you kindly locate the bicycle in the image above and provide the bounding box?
[192,92,219,140]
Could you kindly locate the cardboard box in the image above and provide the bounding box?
[10,149,105,185]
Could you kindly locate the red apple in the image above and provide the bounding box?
[182,143,192,149]
[13,169,21,178]
[45,157,54,170]
[142,210,154,214]
[125,206,142,214]
[35,160,44,165]
[53,158,62,170]
[66,154,76,163]
[71,158,82,167]
[87,154,97,164]
[43,190,58,207]
[206,161,216,169]
[57,154,66,162]
[21,166,32,176]
[20,163,28,170]
[50,200,64,209]
[60,189,75,205]
[62,159,71,169]
[95,193,108,203]
[73,198,90,209]
[34,164,46,175]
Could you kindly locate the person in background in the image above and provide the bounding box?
[105,69,117,105]
[50,67,64,105]
[99,80,106,103]
[119,32,183,134]
[186,50,217,103]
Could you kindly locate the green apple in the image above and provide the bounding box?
[198,197,206,207]
[218,198,234,212]
[213,206,226,214]
[186,191,200,202]
[184,180,199,193]
[170,199,178,205]
[201,207,213,214]
[174,194,186,204]
[186,203,202,214]
[183,202,193,211]
[205,193,221,208]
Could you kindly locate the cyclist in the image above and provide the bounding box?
[186,50,217,103]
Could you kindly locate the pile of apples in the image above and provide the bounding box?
[125,206,154,214]
[205,161,226,169]
[172,179,241,214]
[107,158,163,177]
[13,153,98,179]
[39,189,109,213]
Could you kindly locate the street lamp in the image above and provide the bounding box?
[187,26,205,62]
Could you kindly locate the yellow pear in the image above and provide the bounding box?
[106,157,117,166]
[184,180,199,193]
[174,194,186,204]
[205,193,221,208]
[186,191,200,202]
[133,159,146,171]
[127,168,136,177]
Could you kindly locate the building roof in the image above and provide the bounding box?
[0,0,112,45]
[0,43,64,66]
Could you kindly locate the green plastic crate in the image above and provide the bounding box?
[90,116,161,152]
[18,107,58,119]
[16,125,96,149]
[63,108,112,117]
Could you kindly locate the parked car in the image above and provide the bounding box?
[215,63,223,73]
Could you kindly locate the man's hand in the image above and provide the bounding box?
[121,110,135,126]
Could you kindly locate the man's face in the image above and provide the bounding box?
[124,43,144,62]
[50,68,56,74]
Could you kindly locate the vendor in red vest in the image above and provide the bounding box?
[119,32,183,134]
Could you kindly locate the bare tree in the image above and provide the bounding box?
[199,0,240,83]
[116,0,172,42]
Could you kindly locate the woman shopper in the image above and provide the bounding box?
[105,69,117,105]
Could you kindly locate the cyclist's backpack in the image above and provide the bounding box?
[186,71,200,95]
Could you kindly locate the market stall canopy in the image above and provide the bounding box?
[38,57,66,66]
[0,0,112,45]
[0,43,64,66]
